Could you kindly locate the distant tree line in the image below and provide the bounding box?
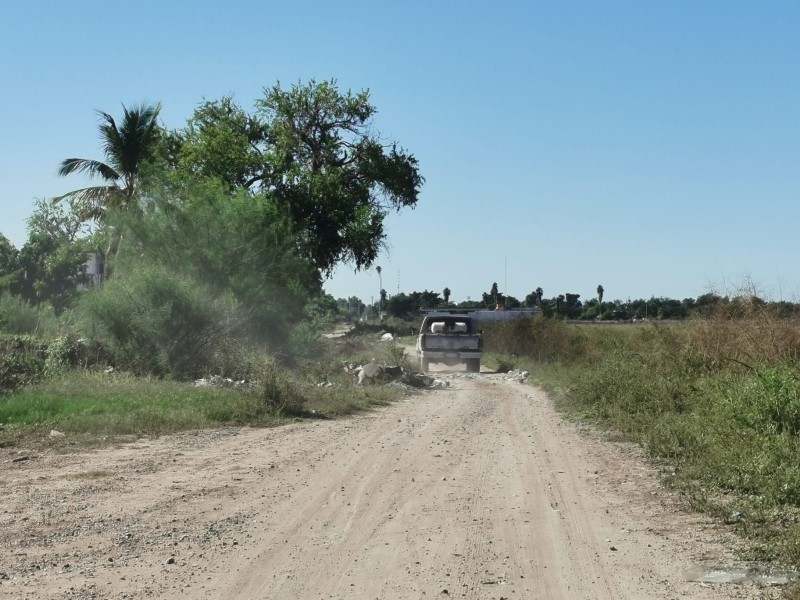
[344,280,800,322]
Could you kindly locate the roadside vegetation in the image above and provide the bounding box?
[484,307,800,595]
[3,78,799,595]
[0,320,410,449]
[0,80,421,447]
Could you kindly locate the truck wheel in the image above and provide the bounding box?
[466,359,480,373]
[420,358,430,372]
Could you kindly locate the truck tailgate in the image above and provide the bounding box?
[423,335,480,350]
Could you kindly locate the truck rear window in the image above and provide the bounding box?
[425,319,471,333]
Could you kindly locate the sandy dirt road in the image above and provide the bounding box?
[0,370,777,599]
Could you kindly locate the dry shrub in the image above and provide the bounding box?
[683,313,800,374]
[247,356,306,417]
[483,318,581,362]
[534,309,800,569]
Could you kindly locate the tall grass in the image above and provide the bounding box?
[485,314,800,578]
[0,295,61,336]
[0,335,48,394]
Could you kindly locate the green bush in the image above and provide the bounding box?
[109,183,321,348]
[0,295,60,336]
[483,317,592,363]
[0,335,48,394]
[383,340,409,369]
[246,356,306,417]
[76,264,244,377]
[289,320,332,359]
[43,334,105,375]
[0,333,108,394]
[735,367,800,436]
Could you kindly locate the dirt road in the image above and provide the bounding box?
[0,371,776,599]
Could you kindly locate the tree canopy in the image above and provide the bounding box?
[0,234,19,294]
[16,199,92,313]
[6,80,425,369]
[168,79,423,275]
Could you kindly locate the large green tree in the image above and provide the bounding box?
[17,199,91,313]
[261,79,422,274]
[57,103,163,222]
[0,234,19,293]
[166,97,267,191]
[386,290,441,317]
[524,287,543,308]
[169,80,423,275]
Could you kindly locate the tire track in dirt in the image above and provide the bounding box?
[528,397,618,598]
[227,413,424,598]
[492,380,567,599]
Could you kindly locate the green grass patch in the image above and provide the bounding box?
[0,352,407,449]
[0,371,247,441]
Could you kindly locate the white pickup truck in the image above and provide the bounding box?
[416,313,482,373]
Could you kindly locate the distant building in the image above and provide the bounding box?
[77,251,105,291]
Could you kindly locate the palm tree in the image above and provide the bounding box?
[376,266,383,311]
[56,102,162,222]
[535,287,543,307]
[596,284,605,320]
[443,287,451,305]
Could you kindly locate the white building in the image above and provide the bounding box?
[77,251,105,291]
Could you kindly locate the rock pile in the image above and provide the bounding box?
[346,362,448,389]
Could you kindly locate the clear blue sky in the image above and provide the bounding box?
[2,1,798,305]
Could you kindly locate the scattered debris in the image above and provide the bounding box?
[49,430,65,438]
[683,562,797,585]
[503,370,529,383]
[193,375,249,389]
[357,363,386,385]
[727,511,746,523]
[355,363,401,385]
[399,372,428,388]
[348,362,452,389]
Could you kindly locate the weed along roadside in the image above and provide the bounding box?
[482,314,800,597]
[0,326,419,450]
[0,317,792,599]
[2,309,800,597]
